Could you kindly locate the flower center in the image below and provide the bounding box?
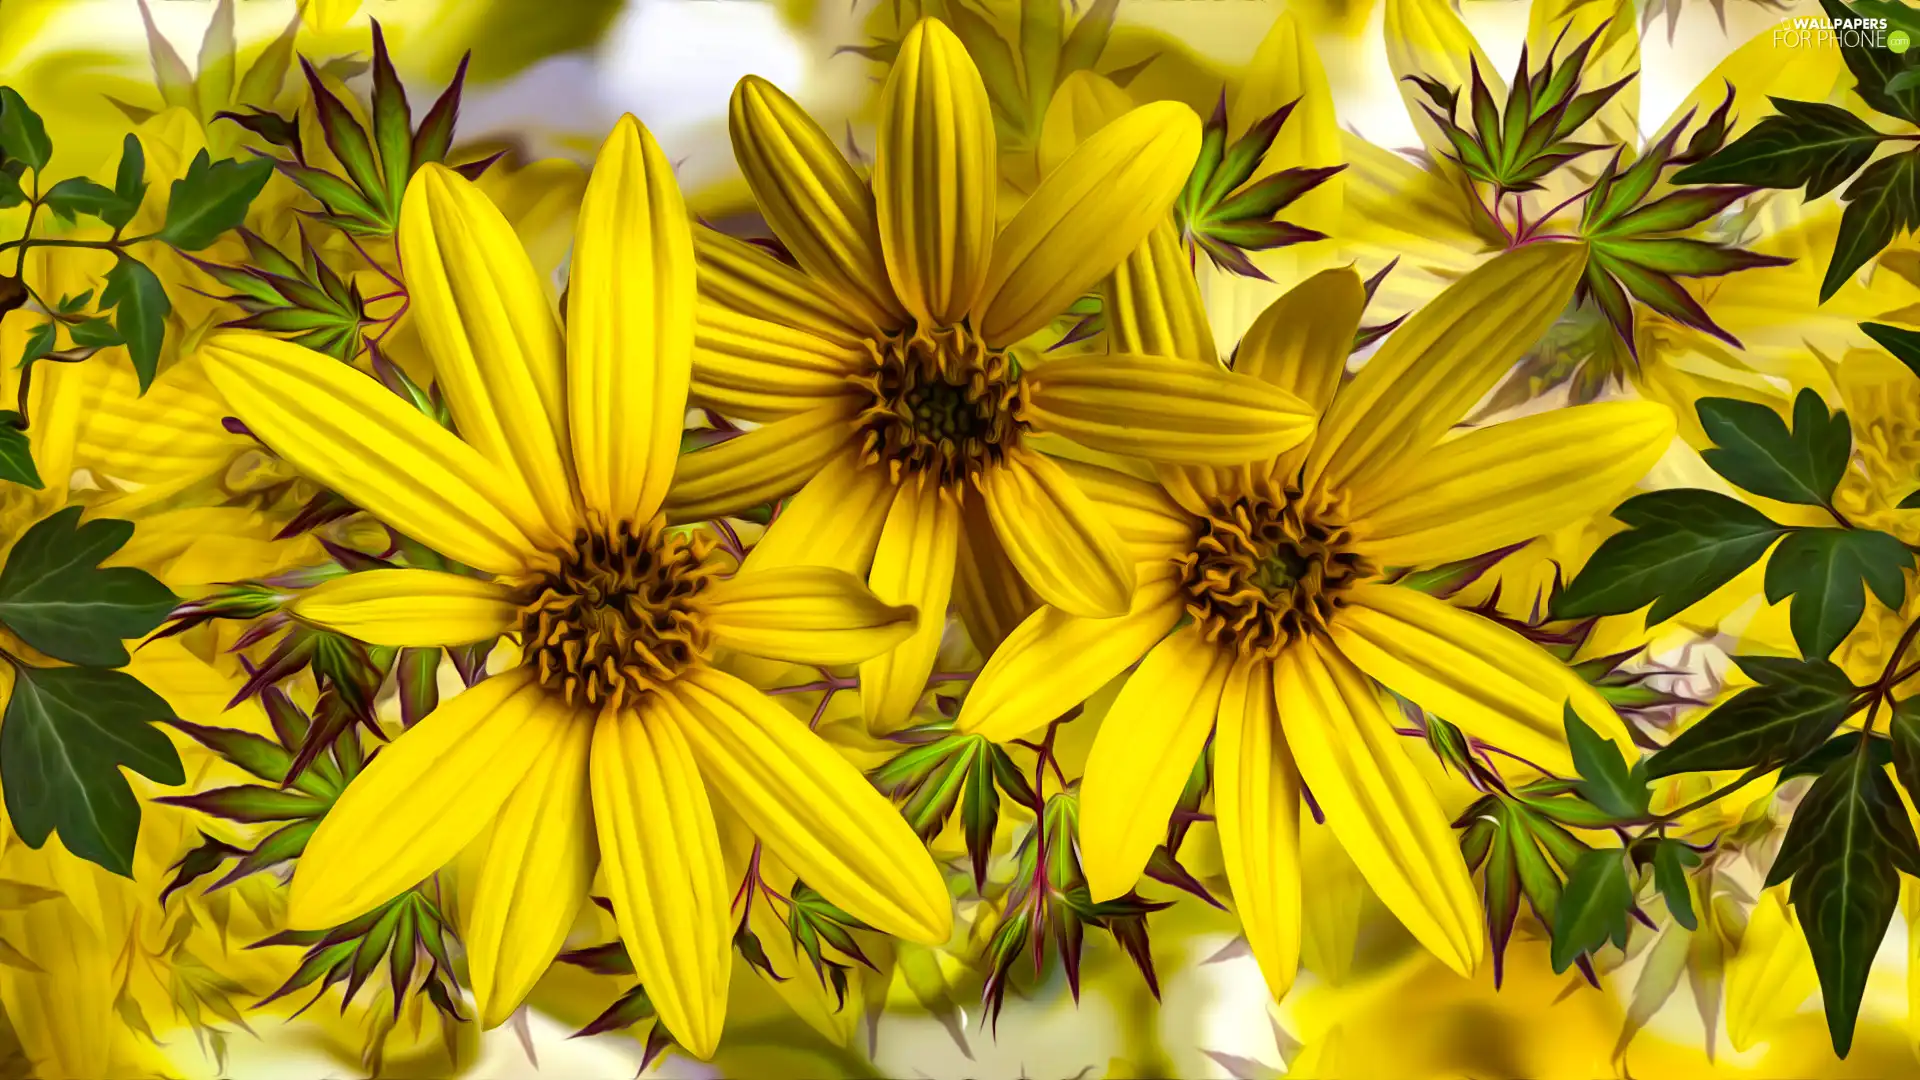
[510,521,722,709]
[1177,493,1373,658]
[852,324,1025,486]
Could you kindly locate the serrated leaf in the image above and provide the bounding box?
[102,256,169,391]
[1,663,183,877]
[1672,98,1885,199]
[1550,848,1635,973]
[1552,490,1786,623]
[0,506,176,666]
[1649,659,1858,777]
[1564,703,1650,819]
[1764,527,1911,659]
[1822,147,1920,303]
[1862,321,1920,380]
[1698,391,1851,508]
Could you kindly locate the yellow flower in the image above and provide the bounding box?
[679,17,1318,731]
[957,242,1675,1001]
[196,116,953,1059]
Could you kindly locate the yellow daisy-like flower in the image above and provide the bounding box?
[673,17,1319,730]
[195,115,953,1059]
[958,241,1676,998]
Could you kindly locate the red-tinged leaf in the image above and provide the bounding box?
[1143,845,1225,909]
[164,718,293,784]
[1050,309,1105,350]
[1391,542,1529,600]
[341,903,404,1007]
[223,307,347,334]
[1595,236,1793,277]
[397,647,440,728]
[281,693,359,791]
[237,227,304,279]
[1672,81,1737,167]
[1352,314,1407,353]
[267,156,383,224]
[422,970,466,1022]
[1209,165,1345,223]
[274,490,357,540]
[209,819,319,892]
[213,108,302,155]
[1597,252,1740,346]
[1181,94,1231,225]
[300,58,384,218]
[448,150,506,182]
[250,927,331,950]
[161,833,245,905]
[368,22,413,212]
[1202,100,1299,209]
[1204,219,1327,253]
[1104,53,1156,88]
[256,939,355,1007]
[1592,186,1754,238]
[1484,808,1523,987]
[1191,235,1270,280]
[735,924,784,982]
[991,744,1037,807]
[155,784,329,823]
[980,905,1033,1032]
[1580,260,1637,355]
[572,984,655,1038]
[448,640,493,687]
[1403,73,1459,117]
[259,683,310,751]
[641,1024,674,1070]
[961,747,999,892]
[410,55,470,168]
[181,253,288,305]
[1552,73,1637,144]
[1361,257,1399,304]
[1104,913,1161,998]
[557,941,635,976]
[1051,904,1087,1001]
[1591,119,1690,228]
[387,911,419,1017]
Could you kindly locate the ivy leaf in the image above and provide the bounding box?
[101,256,169,391]
[1822,147,1920,303]
[1671,98,1887,198]
[1766,742,1920,1056]
[108,134,147,230]
[157,150,272,250]
[0,89,51,171]
[1697,391,1851,507]
[0,507,175,667]
[1862,321,1920,379]
[65,318,122,348]
[0,663,184,877]
[1647,657,1858,777]
[1552,490,1786,623]
[1563,703,1650,820]
[42,178,135,226]
[1651,839,1701,931]
[1763,527,1911,660]
[0,414,39,490]
[1550,848,1635,973]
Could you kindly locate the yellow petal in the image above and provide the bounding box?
[1023,353,1316,465]
[952,497,1043,655]
[958,563,1185,742]
[668,666,952,943]
[1348,402,1675,566]
[1051,456,1198,555]
[977,102,1201,347]
[70,349,241,492]
[692,302,865,423]
[568,114,697,529]
[1213,656,1302,1002]
[1384,0,1502,162]
[1331,582,1632,775]
[730,76,905,328]
[592,705,732,1060]
[693,226,878,347]
[874,18,997,326]
[287,568,517,648]
[198,333,552,574]
[1079,628,1231,901]
[1232,11,1344,238]
[978,446,1132,618]
[699,565,917,666]
[858,479,961,733]
[1336,133,1488,315]
[465,711,594,1028]
[1103,221,1217,365]
[399,164,575,535]
[1273,636,1483,976]
[1305,242,1585,499]
[1036,70,1134,178]
[288,669,568,929]
[664,402,858,523]
[739,450,894,576]
[1234,268,1366,417]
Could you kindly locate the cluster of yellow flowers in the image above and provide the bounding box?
[11,0,1920,1076]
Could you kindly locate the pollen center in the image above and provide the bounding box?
[852,324,1025,486]
[1178,494,1373,659]
[510,522,722,709]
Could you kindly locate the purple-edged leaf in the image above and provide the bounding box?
[214,108,303,155]
[572,984,655,1038]
[155,784,329,823]
[1143,845,1225,909]
[1596,237,1793,277]
[161,833,245,905]
[1201,100,1298,209]
[1597,251,1739,346]
[448,150,506,182]
[1591,186,1754,238]
[368,22,413,212]
[209,818,319,891]
[396,647,441,728]
[267,156,382,224]
[300,58,384,217]
[410,54,470,168]
[1208,165,1345,223]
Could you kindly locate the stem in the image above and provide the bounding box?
[1480,184,1514,246]
[1650,763,1771,826]
[14,173,39,276]
[1512,192,1527,242]
[0,232,157,255]
[1530,186,1593,238]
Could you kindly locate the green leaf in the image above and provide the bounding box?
[1651,839,1701,931]
[1648,658,1858,777]
[0,168,23,209]
[1861,321,1920,380]
[157,150,272,250]
[1563,703,1650,820]
[42,178,133,226]
[101,256,169,391]
[109,134,147,231]
[0,88,51,171]
[369,23,414,213]
[1785,729,1893,782]
[66,317,122,348]
[1766,741,1920,1056]
[1483,806,1524,986]
[1698,390,1851,507]
[1822,147,1920,303]
[0,506,177,667]
[1551,490,1786,623]
[1889,698,1920,806]
[0,414,39,490]
[0,663,183,877]
[1765,527,1911,659]
[1822,0,1920,126]
[1671,98,1886,199]
[1550,848,1635,973]
[17,322,52,371]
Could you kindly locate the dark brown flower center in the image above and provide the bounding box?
[1177,494,1372,658]
[510,521,722,709]
[852,324,1025,486]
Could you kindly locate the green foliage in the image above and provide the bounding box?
[156,150,272,250]
[1648,656,1860,776]
[0,507,177,668]
[1458,786,1597,983]
[189,227,374,362]
[870,719,1035,891]
[1564,704,1651,820]
[253,889,466,1022]
[100,256,170,391]
[1552,490,1787,623]
[1550,848,1636,974]
[1672,98,1887,198]
[0,417,39,491]
[1174,96,1341,280]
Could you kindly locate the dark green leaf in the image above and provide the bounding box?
[1889,698,1920,805]
[0,506,177,667]
[1483,805,1523,986]
[1763,527,1911,659]
[65,317,122,348]
[1671,98,1886,198]
[1564,703,1650,819]
[109,134,147,230]
[1651,839,1701,931]
[1648,659,1858,777]
[1,664,183,876]
[1861,321,1920,380]
[1697,390,1851,507]
[158,150,272,250]
[1552,490,1786,623]
[1785,729,1894,782]
[0,89,50,171]
[155,785,328,823]
[42,178,134,226]
[0,413,39,490]
[1766,741,1920,1056]
[368,22,413,213]
[101,257,169,391]
[1550,848,1635,973]
[1822,147,1920,302]
[1822,0,1920,125]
